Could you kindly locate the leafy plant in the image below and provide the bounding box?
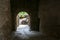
[18,11,28,17]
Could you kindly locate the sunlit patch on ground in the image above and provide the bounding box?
[15,24,40,39]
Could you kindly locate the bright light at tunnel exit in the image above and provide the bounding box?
[16,11,30,32]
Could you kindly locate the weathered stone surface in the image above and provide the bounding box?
[39,0,60,39]
[0,0,12,40]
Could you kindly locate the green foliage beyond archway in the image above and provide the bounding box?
[18,11,28,17]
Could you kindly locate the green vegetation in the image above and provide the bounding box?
[18,11,28,17]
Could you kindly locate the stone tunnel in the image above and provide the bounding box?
[0,0,60,40]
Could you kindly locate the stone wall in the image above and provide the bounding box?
[0,0,12,40]
[39,0,60,39]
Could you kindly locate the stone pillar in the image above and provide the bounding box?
[39,0,60,38]
[0,0,12,40]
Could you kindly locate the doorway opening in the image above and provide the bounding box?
[16,11,31,33]
[15,11,40,39]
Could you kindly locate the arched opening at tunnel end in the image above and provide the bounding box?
[16,11,31,32]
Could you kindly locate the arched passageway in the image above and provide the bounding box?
[16,11,31,32]
[10,0,40,39]
[16,11,30,27]
[14,11,40,39]
[10,0,40,31]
